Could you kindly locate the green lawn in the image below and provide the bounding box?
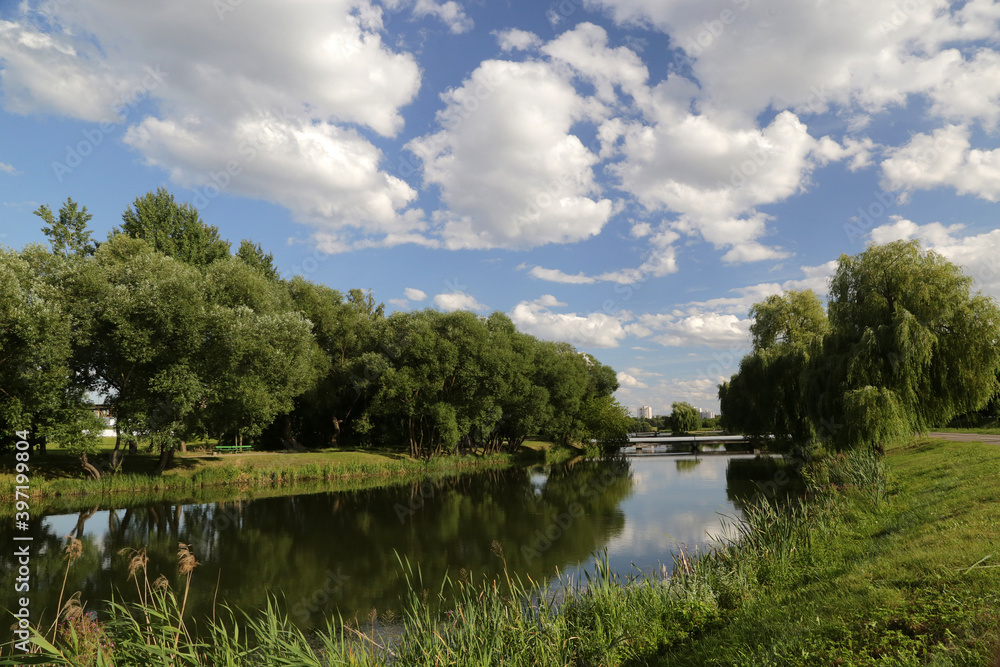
[655,437,1000,666]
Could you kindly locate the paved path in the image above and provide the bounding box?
[926,431,1000,445]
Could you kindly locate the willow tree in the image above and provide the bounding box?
[720,289,828,449]
[808,240,1000,451]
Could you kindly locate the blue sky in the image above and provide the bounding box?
[2,0,1000,414]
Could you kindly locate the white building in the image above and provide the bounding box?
[638,405,652,419]
[699,408,715,420]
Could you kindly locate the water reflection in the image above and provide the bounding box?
[0,454,798,635]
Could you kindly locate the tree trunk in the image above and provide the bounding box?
[154,442,175,474]
[179,440,187,453]
[80,453,101,480]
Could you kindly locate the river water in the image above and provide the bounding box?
[1,453,798,633]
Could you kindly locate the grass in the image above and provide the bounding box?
[0,445,514,514]
[6,437,1000,665]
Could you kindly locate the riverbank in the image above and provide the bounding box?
[0,446,522,515]
[11,436,999,665]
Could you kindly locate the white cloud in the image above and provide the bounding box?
[388,298,409,307]
[880,124,1000,202]
[495,28,541,52]
[434,291,486,312]
[412,0,473,34]
[408,56,613,250]
[0,162,17,174]
[0,0,423,244]
[616,371,647,388]
[869,217,1000,298]
[528,266,597,284]
[610,110,840,263]
[585,0,1000,127]
[404,287,427,301]
[510,296,627,348]
[630,311,750,348]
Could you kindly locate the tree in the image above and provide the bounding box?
[0,248,75,458]
[117,188,230,266]
[199,258,323,449]
[582,394,632,456]
[236,239,279,281]
[284,280,382,447]
[669,402,700,434]
[34,198,96,258]
[720,290,828,449]
[808,240,1000,451]
[77,235,208,472]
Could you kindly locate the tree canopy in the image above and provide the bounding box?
[2,190,629,475]
[721,241,1000,454]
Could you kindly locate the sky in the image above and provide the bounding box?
[2,0,1000,415]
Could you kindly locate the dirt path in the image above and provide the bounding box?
[926,431,1000,445]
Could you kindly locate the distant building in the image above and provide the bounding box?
[638,405,652,419]
[91,403,117,438]
[699,408,715,420]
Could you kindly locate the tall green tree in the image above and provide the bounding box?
[809,240,1000,451]
[199,258,323,449]
[117,188,230,266]
[34,198,96,258]
[236,239,279,281]
[284,280,383,447]
[77,235,208,472]
[0,248,77,458]
[720,290,828,449]
[669,401,700,435]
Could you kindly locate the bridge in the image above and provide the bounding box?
[625,433,766,454]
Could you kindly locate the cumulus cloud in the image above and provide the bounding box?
[616,371,648,388]
[408,56,613,250]
[880,124,1000,202]
[629,311,750,348]
[404,287,427,301]
[0,162,17,174]
[869,217,1000,298]
[585,0,1000,127]
[510,296,627,348]
[495,28,541,52]
[0,0,423,243]
[434,291,487,312]
[412,0,473,34]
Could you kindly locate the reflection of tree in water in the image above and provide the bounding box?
[674,458,702,475]
[725,456,805,514]
[1,460,635,635]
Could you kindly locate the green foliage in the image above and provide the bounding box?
[722,242,1000,454]
[117,188,230,266]
[34,198,96,258]
[721,290,827,449]
[669,401,700,434]
[0,247,76,446]
[234,239,279,281]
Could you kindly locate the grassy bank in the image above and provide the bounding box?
[0,446,515,512]
[8,437,1000,665]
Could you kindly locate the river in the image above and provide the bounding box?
[1,453,800,635]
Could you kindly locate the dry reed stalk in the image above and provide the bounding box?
[48,536,83,642]
[174,542,199,650]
